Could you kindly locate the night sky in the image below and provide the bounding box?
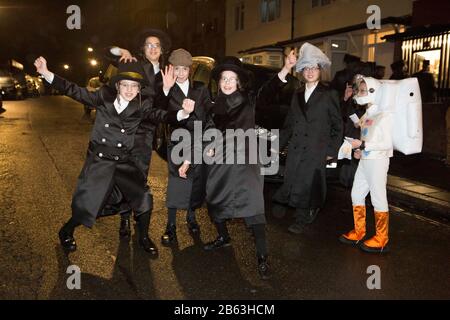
[0,0,158,82]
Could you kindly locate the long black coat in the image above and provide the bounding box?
[101,56,165,215]
[50,75,175,227]
[103,49,166,176]
[204,76,285,222]
[165,81,210,210]
[130,59,166,177]
[273,83,343,209]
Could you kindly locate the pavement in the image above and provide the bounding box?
[386,174,450,221]
[328,154,450,222]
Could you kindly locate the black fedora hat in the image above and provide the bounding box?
[211,56,249,85]
[110,61,147,88]
[135,28,172,53]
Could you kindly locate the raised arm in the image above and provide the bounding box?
[255,50,297,111]
[104,46,137,64]
[34,56,102,108]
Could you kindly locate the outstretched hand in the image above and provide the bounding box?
[182,98,195,115]
[278,50,297,81]
[161,65,177,92]
[283,50,297,71]
[119,49,137,63]
[34,56,49,75]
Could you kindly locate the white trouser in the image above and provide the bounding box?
[351,158,390,212]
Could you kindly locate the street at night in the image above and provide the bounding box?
[1,0,450,312]
[0,97,448,300]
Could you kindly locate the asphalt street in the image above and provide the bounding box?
[0,96,449,299]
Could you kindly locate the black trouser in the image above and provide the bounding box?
[165,207,196,226]
[295,207,319,225]
[214,219,267,256]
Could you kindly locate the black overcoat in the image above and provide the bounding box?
[204,76,285,222]
[165,81,210,209]
[273,83,343,209]
[50,75,174,227]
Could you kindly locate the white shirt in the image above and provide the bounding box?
[164,80,190,97]
[177,80,189,97]
[304,82,318,103]
[113,98,129,114]
[152,62,160,75]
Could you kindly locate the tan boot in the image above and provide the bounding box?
[339,205,366,245]
[360,211,389,253]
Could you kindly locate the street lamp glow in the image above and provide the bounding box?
[90,59,98,67]
[87,47,94,52]
[63,64,70,70]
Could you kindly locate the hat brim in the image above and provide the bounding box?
[135,28,171,52]
[211,64,249,85]
[110,72,146,88]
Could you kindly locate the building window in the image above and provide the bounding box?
[235,2,245,31]
[261,0,280,23]
[312,0,331,8]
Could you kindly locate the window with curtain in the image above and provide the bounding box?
[261,0,280,23]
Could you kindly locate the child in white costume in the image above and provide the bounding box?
[339,76,393,253]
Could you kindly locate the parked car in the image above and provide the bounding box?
[153,56,300,183]
[25,74,41,97]
[0,69,25,100]
[11,71,28,99]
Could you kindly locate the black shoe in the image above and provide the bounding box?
[187,220,200,234]
[58,227,77,252]
[119,217,131,238]
[204,236,231,251]
[161,224,177,245]
[257,254,271,280]
[288,222,304,234]
[138,237,159,256]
